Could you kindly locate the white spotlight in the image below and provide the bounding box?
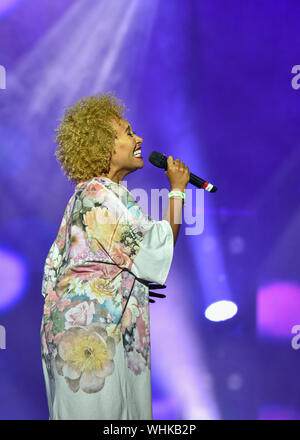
[204,300,238,322]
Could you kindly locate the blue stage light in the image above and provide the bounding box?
[0,0,23,18]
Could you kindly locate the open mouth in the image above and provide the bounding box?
[133,146,143,158]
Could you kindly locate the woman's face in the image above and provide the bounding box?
[108,117,144,181]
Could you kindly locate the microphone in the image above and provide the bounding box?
[148,151,218,193]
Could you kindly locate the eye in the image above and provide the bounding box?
[128,131,134,137]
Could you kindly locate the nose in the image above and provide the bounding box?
[135,134,143,144]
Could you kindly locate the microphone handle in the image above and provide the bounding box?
[190,172,217,192]
[162,152,218,192]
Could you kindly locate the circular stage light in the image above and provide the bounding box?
[204,300,238,322]
[0,248,27,311]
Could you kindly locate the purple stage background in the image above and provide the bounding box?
[0,0,300,420]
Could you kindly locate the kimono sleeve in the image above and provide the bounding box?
[80,180,174,285]
[131,218,174,285]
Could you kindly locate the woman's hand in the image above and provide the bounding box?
[164,155,190,191]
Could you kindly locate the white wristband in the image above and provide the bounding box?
[168,189,186,206]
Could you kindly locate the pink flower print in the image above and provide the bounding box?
[46,289,60,303]
[55,323,116,394]
[53,331,65,345]
[100,264,121,279]
[135,313,150,349]
[85,183,104,198]
[56,235,66,249]
[56,223,67,250]
[56,298,71,312]
[56,236,65,250]
[48,280,56,291]
[43,306,52,316]
[110,243,132,269]
[121,296,139,333]
[64,301,95,330]
[45,321,53,343]
[127,349,147,375]
[124,276,134,290]
[69,225,88,261]
[122,307,133,334]
[69,263,120,282]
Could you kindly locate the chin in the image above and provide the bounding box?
[135,159,144,167]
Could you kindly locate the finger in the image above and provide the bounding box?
[167,156,173,170]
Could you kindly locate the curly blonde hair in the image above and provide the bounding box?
[54,91,126,185]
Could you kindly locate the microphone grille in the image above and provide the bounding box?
[148,151,167,169]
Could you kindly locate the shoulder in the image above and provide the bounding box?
[75,178,129,219]
[75,178,111,200]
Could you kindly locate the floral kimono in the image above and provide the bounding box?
[40,176,174,420]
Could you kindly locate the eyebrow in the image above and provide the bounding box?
[125,125,131,133]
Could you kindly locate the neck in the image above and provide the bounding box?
[100,169,130,184]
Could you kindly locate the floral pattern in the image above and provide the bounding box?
[55,323,116,394]
[41,177,156,397]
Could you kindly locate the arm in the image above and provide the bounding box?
[162,155,190,247]
[163,187,185,246]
